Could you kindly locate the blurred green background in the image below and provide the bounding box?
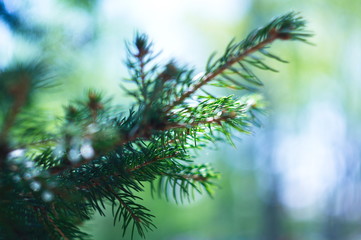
[1,0,361,239]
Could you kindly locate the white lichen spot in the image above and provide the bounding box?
[30,181,41,191]
[41,191,54,202]
[8,149,25,159]
[80,141,95,159]
[68,149,81,163]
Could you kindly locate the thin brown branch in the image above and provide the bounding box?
[163,33,279,114]
[182,174,208,182]
[108,188,141,223]
[50,111,233,176]
[46,213,69,240]
[139,56,148,104]
[127,154,178,172]
[36,206,69,240]
[49,110,232,176]
[160,172,209,182]
[163,113,236,130]
[74,154,178,191]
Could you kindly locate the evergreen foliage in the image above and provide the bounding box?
[0,11,310,240]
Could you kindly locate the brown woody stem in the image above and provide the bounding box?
[163,33,279,114]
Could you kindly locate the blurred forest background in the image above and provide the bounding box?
[1,0,361,239]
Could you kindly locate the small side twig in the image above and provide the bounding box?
[108,188,141,223]
[163,32,280,114]
[47,214,69,240]
[36,206,69,240]
[163,113,237,130]
[127,154,178,172]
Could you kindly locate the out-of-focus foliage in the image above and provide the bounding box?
[62,0,98,11]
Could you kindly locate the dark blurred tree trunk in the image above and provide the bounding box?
[263,174,283,240]
[323,215,345,240]
[257,124,286,240]
[322,133,361,240]
[323,195,347,240]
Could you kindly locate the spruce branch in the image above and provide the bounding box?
[163,41,272,113]
[164,12,310,113]
[43,210,70,240]
[0,12,311,239]
[75,153,181,191]
[127,153,179,172]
